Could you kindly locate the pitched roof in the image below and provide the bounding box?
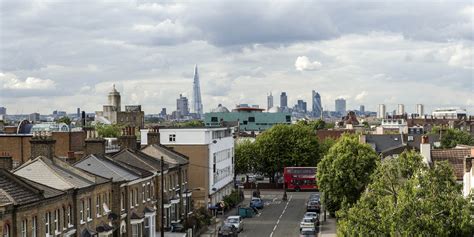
[366,134,404,153]
[13,156,109,191]
[431,148,471,180]
[0,169,63,206]
[141,144,189,168]
[111,148,168,173]
[74,154,152,182]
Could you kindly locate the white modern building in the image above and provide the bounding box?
[416,104,424,118]
[432,107,467,119]
[377,104,386,119]
[397,104,405,115]
[150,127,235,208]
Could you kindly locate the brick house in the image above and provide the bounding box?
[74,154,157,237]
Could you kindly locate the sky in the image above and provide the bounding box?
[0,0,473,115]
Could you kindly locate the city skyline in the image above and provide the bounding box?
[0,1,472,115]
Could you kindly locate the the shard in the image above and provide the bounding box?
[192,64,203,118]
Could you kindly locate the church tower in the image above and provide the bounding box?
[108,84,121,111]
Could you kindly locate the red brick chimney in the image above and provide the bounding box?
[84,129,106,156]
[0,152,13,170]
[147,126,161,145]
[119,126,137,150]
[30,131,56,159]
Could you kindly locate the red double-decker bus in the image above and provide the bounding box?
[283,167,317,191]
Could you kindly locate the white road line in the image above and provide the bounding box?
[269,195,293,237]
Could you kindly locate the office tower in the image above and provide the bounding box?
[360,105,365,114]
[312,91,322,117]
[296,100,307,113]
[378,104,386,119]
[335,98,346,114]
[177,94,189,117]
[192,65,203,118]
[29,113,40,123]
[0,107,6,115]
[397,104,405,115]
[280,92,288,108]
[416,104,424,118]
[160,108,167,117]
[77,108,80,118]
[267,92,273,110]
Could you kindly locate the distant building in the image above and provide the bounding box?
[192,65,203,118]
[95,85,145,128]
[296,100,307,113]
[76,107,80,118]
[312,91,322,117]
[397,104,405,115]
[160,108,167,117]
[377,104,386,119]
[280,92,288,109]
[204,104,291,132]
[416,104,424,118]
[52,110,66,118]
[335,98,346,114]
[267,92,273,111]
[29,113,40,123]
[0,107,6,115]
[176,94,190,118]
[432,107,467,119]
[360,105,365,114]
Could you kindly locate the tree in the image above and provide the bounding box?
[317,134,379,214]
[95,124,122,138]
[235,139,258,175]
[255,124,320,182]
[57,116,71,125]
[432,127,474,148]
[338,150,473,236]
[174,120,205,128]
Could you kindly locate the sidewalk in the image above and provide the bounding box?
[200,204,242,237]
[319,212,337,237]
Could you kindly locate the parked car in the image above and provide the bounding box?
[300,217,316,230]
[255,174,264,180]
[304,212,320,226]
[250,197,264,209]
[306,200,321,213]
[170,222,184,232]
[225,216,244,232]
[300,227,317,237]
[218,223,239,237]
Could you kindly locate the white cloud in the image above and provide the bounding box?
[355,91,368,101]
[295,56,322,71]
[0,73,55,90]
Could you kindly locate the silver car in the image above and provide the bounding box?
[225,216,244,232]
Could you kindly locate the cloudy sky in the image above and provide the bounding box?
[0,0,472,115]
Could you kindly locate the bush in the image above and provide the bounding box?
[223,190,242,208]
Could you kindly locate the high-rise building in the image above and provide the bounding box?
[335,98,346,114]
[77,108,80,118]
[192,65,203,118]
[312,91,322,117]
[378,104,386,119]
[0,107,6,115]
[267,92,273,110]
[416,104,424,118]
[360,105,365,114]
[280,92,288,108]
[29,113,40,123]
[296,100,307,113]
[177,94,190,117]
[397,104,405,115]
[160,108,167,117]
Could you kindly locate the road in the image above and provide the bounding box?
[224,190,319,237]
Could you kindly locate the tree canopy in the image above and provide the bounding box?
[432,127,474,148]
[338,150,473,236]
[234,139,259,175]
[57,116,71,125]
[95,123,122,138]
[317,134,379,214]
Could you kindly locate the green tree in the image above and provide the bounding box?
[317,134,379,214]
[432,127,474,148]
[175,120,205,128]
[235,139,259,175]
[95,124,122,138]
[338,150,473,236]
[255,124,320,182]
[57,116,71,125]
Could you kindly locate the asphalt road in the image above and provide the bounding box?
[235,190,319,237]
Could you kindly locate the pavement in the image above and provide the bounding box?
[200,190,337,237]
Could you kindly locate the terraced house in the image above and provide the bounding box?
[74,154,157,237]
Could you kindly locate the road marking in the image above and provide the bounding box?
[269,195,293,237]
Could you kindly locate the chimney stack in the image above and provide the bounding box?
[147,126,161,145]
[119,126,137,150]
[420,135,431,164]
[0,152,13,170]
[84,129,106,156]
[30,131,56,159]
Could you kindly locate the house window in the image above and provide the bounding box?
[21,219,27,237]
[169,134,176,142]
[80,200,85,223]
[142,184,146,203]
[62,206,66,230]
[96,195,101,217]
[32,216,37,237]
[248,117,255,122]
[121,192,125,211]
[151,182,155,198]
[54,209,60,234]
[45,212,51,235]
[87,198,92,220]
[67,205,72,227]
[134,188,139,206]
[146,183,151,200]
[130,191,134,208]
[3,224,10,237]
[132,223,142,237]
[144,217,150,237]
